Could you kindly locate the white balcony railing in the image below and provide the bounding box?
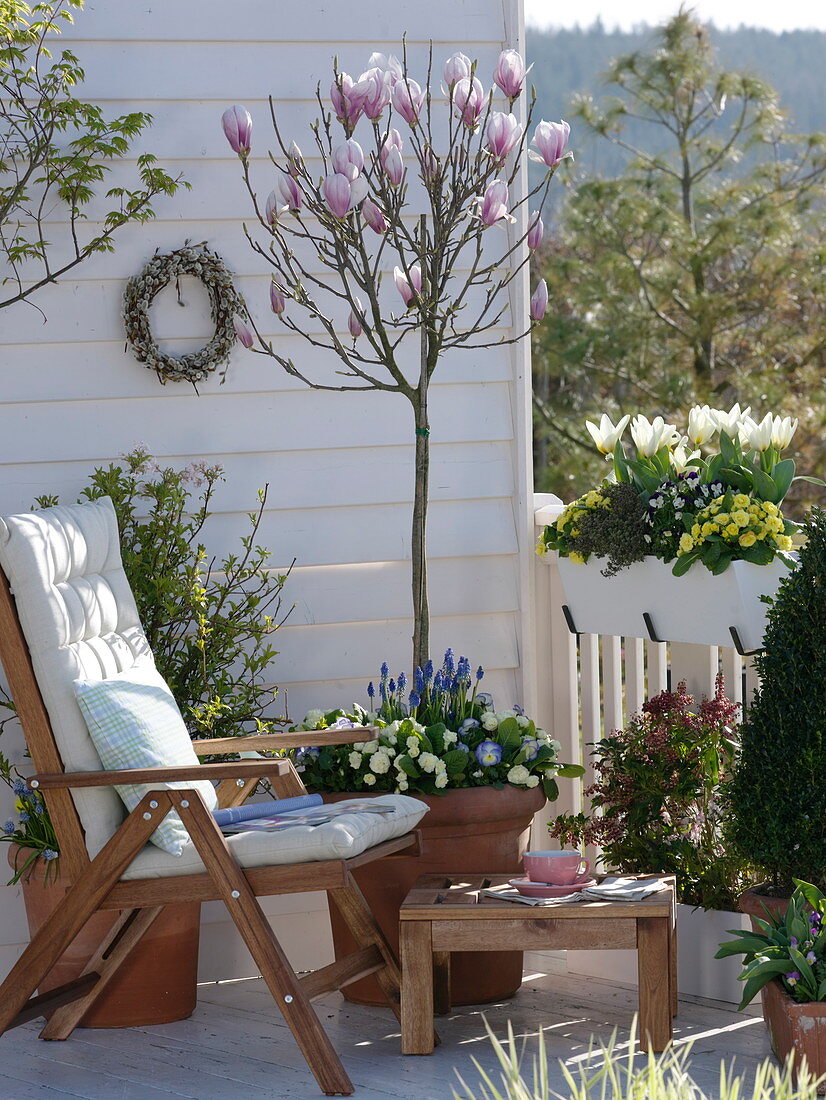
[532,494,759,824]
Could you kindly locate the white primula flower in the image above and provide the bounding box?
[397,778,409,791]
[472,770,483,778]
[443,730,458,745]
[407,743,421,758]
[361,740,379,754]
[550,739,562,755]
[434,773,448,788]
[481,713,498,730]
[385,720,401,737]
[507,764,531,785]
[526,775,540,788]
[536,729,552,743]
[370,751,391,774]
[419,752,439,773]
[363,773,376,786]
[348,752,362,768]
[516,715,530,729]
[384,745,397,757]
[497,709,517,721]
[304,709,325,725]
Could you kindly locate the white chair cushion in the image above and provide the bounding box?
[121,794,429,880]
[0,498,153,858]
[73,665,218,856]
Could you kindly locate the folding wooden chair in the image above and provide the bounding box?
[0,497,428,1096]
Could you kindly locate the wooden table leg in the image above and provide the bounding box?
[637,916,672,1052]
[400,921,434,1055]
[669,898,678,1018]
[433,950,451,1016]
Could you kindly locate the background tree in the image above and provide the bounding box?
[531,10,826,503]
[0,0,183,313]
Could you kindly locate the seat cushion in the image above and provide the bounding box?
[122,794,429,880]
[74,665,218,856]
[0,498,154,858]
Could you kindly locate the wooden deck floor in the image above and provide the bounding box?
[0,953,770,1100]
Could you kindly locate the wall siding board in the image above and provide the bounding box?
[0,0,527,981]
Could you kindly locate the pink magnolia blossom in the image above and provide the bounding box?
[421,146,440,184]
[367,52,403,85]
[475,179,513,227]
[382,145,404,187]
[493,49,532,101]
[323,172,367,218]
[233,317,254,347]
[332,139,365,177]
[529,120,573,169]
[270,283,286,315]
[527,210,544,251]
[221,105,252,156]
[485,112,522,160]
[391,78,424,126]
[393,264,422,307]
[288,141,303,175]
[352,66,391,120]
[379,128,404,170]
[443,52,472,90]
[348,297,364,338]
[452,76,487,129]
[264,190,279,228]
[361,197,388,233]
[277,173,303,212]
[530,279,548,322]
[331,72,362,131]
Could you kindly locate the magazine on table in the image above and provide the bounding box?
[219,800,397,834]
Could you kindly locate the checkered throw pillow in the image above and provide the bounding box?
[73,664,217,856]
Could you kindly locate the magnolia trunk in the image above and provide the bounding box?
[326,785,545,1005]
[11,848,200,1027]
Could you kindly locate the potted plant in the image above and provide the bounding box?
[716,881,826,1089]
[550,677,755,1004]
[0,450,292,1026]
[290,650,583,1006]
[537,405,819,648]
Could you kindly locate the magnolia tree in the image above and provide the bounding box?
[223,46,571,670]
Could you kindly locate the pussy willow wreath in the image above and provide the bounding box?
[123,244,246,385]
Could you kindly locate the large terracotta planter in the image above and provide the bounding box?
[11,848,201,1028]
[740,887,826,1091]
[325,785,545,1006]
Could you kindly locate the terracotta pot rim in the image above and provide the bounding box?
[766,977,826,1014]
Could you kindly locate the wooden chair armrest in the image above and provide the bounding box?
[29,759,291,790]
[192,726,379,756]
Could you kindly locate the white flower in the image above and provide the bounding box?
[507,764,531,785]
[348,752,362,768]
[687,405,717,446]
[304,709,325,725]
[631,414,680,458]
[526,775,540,788]
[481,713,498,730]
[370,751,391,774]
[771,415,798,450]
[361,740,379,754]
[363,773,376,786]
[434,773,448,789]
[585,413,630,455]
[406,735,419,749]
[472,770,483,778]
[516,715,530,729]
[443,730,458,745]
[384,745,397,757]
[550,739,562,755]
[740,412,774,452]
[407,744,420,758]
[397,778,409,791]
[536,729,552,744]
[419,752,439,774]
[710,403,750,438]
[497,709,517,721]
[671,437,700,474]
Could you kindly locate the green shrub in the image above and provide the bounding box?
[454,1017,824,1099]
[725,508,826,892]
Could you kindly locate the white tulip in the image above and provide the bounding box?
[711,403,751,439]
[687,404,717,446]
[771,415,798,451]
[671,436,700,473]
[585,413,630,455]
[631,414,680,458]
[740,413,773,452]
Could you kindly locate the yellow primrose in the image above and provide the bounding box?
[725,523,740,538]
[709,500,722,514]
[763,502,779,515]
[536,536,548,556]
[776,535,793,552]
[739,531,757,548]
[569,551,586,564]
[679,534,695,553]
[691,523,702,538]
[732,510,750,527]
[716,513,730,525]
[701,522,715,537]
[733,494,751,508]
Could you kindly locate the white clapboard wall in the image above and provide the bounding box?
[0,0,535,978]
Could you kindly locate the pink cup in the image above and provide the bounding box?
[523,850,590,886]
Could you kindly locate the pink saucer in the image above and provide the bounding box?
[509,876,597,898]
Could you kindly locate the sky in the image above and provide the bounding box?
[525,0,826,32]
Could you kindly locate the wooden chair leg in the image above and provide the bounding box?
[40,906,164,1039]
[171,791,353,1097]
[0,794,164,1036]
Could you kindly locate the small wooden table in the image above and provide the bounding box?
[400,873,677,1054]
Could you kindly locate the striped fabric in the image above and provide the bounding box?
[73,664,217,855]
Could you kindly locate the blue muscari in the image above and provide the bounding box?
[367,681,375,699]
[424,660,434,683]
[409,690,421,708]
[397,671,407,693]
[476,665,484,681]
[414,666,425,694]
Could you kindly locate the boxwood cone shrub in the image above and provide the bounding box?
[725,507,826,893]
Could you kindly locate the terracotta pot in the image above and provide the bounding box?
[325,784,546,1006]
[10,847,200,1028]
[761,979,826,1091]
[738,885,790,927]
